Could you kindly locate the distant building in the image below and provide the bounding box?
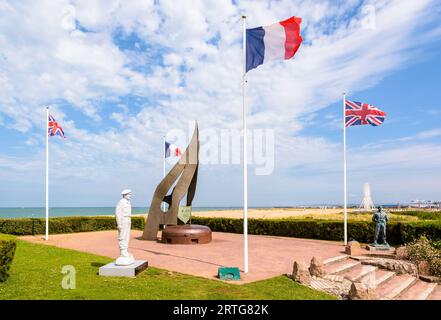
[409,200,441,209]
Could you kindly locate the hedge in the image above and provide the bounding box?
[190,217,441,245]
[0,233,17,282]
[0,216,145,235]
[0,216,440,245]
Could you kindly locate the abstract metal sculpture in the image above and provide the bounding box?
[141,122,205,241]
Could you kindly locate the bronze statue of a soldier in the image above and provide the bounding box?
[372,205,389,246]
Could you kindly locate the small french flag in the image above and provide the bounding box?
[165,141,182,158]
[246,16,302,72]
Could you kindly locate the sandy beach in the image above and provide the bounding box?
[190,207,356,219]
[96,207,352,220]
[131,208,350,220]
[127,206,418,222]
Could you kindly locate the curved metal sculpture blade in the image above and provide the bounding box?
[141,122,199,240]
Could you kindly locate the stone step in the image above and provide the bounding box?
[324,259,360,275]
[428,284,441,300]
[323,274,345,282]
[396,280,437,300]
[323,255,349,266]
[370,269,396,287]
[350,255,371,261]
[377,274,417,300]
[339,264,377,282]
[356,268,395,289]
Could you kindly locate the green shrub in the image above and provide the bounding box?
[433,240,441,250]
[400,221,441,243]
[0,216,146,235]
[405,236,441,277]
[0,216,440,246]
[191,217,441,245]
[0,233,17,282]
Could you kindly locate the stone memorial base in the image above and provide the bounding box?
[160,224,212,244]
[367,245,395,253]
[99,260,148,277]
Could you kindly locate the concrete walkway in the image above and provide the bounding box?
[20,231,346,284]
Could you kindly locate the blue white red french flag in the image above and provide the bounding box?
[165,141,182,158]
[246,16,302,72]
[48,114,65,138]
[345,100,386,127]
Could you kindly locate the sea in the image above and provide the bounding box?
[0,204,402,219]
[0,207,242,219]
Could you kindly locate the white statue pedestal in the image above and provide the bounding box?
[99,260,148,277]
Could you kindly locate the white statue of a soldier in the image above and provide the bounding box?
[115,189,135,266]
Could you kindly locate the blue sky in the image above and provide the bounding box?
[0,0,440,207]
[317,47,441,145]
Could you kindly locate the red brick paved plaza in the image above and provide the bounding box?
[21,230,346,283]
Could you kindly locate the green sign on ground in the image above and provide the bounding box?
[218,267,241,281]
[178,206,192,224]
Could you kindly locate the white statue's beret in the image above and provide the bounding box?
[121,189,132,195]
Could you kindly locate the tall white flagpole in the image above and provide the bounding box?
[343,93,348,245]
[242,15,249,274]
[45,107,49,241]
[162,135,166,212]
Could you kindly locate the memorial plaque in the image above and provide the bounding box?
[178,206,192,224]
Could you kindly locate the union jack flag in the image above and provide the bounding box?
[48,114,65,138]
[345,100,386,127]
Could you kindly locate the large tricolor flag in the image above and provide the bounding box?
[246,16,302,72]
[165,141,182,158]
[345,100,387,127]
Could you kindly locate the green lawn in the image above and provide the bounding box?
[0,238,336,300]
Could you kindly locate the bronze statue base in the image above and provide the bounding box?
[160,224,212,244]
[367,244,394,252]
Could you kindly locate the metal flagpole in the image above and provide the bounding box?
[45,107,49,241]
[343,93,347,245]
[242,15,249,274]
[162,135,166,212]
